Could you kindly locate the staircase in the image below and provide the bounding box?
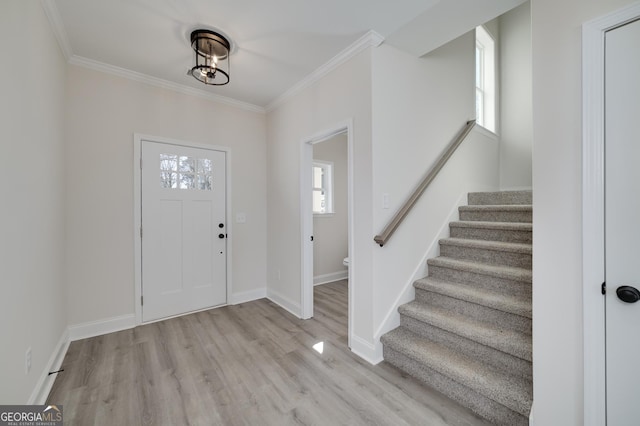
[381,191,532,426]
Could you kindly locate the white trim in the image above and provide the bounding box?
[229,288,267,305]
[300,120,354,349]
[27,329,69,405]
[40,0,73,61]
[582,3,640,425]
[266,31,384,112]
[267,288,302,318]
[373,192,467,342]
[350,334,383,365]
[314,271,348,286]
[70,56,264,113]
[133,134,233,325]
[68,314,136,341]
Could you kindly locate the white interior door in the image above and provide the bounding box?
[141,140,226,322]
[605,17,640,426]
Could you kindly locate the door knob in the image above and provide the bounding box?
[616,286,640,303]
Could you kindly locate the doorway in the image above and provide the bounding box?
[134,135,230,324]
[300,121,354,348]
[582,4,640,425]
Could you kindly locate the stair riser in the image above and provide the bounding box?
[400,315,532,380]
[439,244,532,269]
[414,290,531,335]
[459,210,532,223]
[450,226,532,244]
[383,347,529,426]
[468,191,532,206]
[427,262,531,298]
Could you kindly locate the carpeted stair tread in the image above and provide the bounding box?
[427,257,531,283]
[381,190,533,424]
[449,221,532,232]
[459,205,532,213]
[449,220,532,243]
[381,327,532,416]
[414,277,532,318]
[468,191,532,206]
[458,205,532,223]
[398,301,532,361]
[439,238,532,254]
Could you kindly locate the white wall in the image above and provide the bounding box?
[266,49,374,349]
[499,1,532,189]
[64,65,267,326]
[0,2,68,403]
[371,34,499,351]
[313,133,348,283]
[531,0,636,424]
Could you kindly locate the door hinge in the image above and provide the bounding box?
[140,227,143,238]
[141,295,143,306]
[140,158,143,169]
[602,282,606,295]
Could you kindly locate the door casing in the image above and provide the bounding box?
[134,134,233,325]
[582,3,640,425]
[300,120,354,349]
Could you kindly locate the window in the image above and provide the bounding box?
[475,25,496,133]
[159,154,212,190]
[312,161,334,214]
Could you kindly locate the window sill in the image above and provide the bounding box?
[473,124,499,141]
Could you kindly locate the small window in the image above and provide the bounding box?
[475,25,496,133]
[160,154,212,190]
[312,161,334,215]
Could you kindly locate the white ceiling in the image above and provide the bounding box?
[45,0,525,111]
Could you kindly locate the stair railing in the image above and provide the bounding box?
[374,119,477,247]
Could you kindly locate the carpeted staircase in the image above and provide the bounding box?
[381,191,532,425]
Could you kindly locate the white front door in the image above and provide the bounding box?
[141,140,227,322]
[605,18,640,426]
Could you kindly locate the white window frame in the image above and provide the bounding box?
[312,160,334,215]
[476,25,496,133]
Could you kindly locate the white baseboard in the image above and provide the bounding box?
[28,328,70,405]
[350,334,383,365]
[267,288,302,318]
[68,314,136,341]
[229,288,267,305]
[313,270,348,286]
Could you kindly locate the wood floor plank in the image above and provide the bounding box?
[47,280,491,425]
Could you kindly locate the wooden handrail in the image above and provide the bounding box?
[374,120,477,247]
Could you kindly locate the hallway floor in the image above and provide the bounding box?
[47,280,491,425]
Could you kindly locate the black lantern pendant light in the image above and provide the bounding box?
[189,29,231,86]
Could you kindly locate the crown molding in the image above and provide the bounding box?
[68,55,265,113]
[265,30,385,112]
[40,0,264,113]
[40,0,73,60]
[40,0,383,115]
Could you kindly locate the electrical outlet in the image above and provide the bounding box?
[25,347,32,374]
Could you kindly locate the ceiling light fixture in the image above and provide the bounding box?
[189,29,231,86]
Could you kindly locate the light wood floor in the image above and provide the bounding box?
[47,281,491,425]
